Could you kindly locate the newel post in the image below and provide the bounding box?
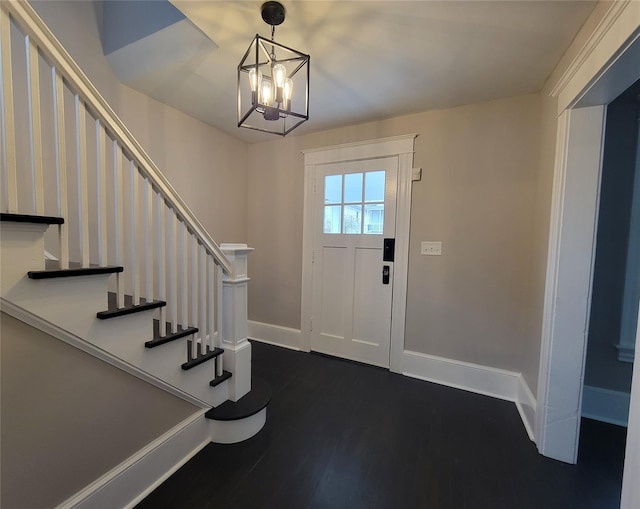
[219,243,254,401]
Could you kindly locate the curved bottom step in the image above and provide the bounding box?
[206,377,271,444]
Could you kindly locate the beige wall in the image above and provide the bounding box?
[248,94,544,375]
[402,96,541,371]
[0,313,199,508]
[31,0,248,244]
[247,136,305,328]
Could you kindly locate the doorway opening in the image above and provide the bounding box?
[582,80,640,429]
[578,78,640,499]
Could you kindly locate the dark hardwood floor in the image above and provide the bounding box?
[137,342,626,509]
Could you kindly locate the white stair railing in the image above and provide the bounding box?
[0,2,238,369]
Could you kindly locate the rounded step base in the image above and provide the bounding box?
[206,377,271,444]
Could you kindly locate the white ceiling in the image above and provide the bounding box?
[106,1,597,143]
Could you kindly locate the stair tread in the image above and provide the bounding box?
[145,320,198,348]
[205,377,271,421]
[97,292,166,319]
[28,265,123,279]
[210,370,232,387]
[0,212,64,225]
[181,346,224,370]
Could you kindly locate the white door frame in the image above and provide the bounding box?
[301,134,417,373]
[536,0,640,478]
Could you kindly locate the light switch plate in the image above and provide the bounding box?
[421,241,442,256]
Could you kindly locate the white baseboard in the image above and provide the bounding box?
[60,411,210,509]
[402,350,520,400]
[57,398,271,508]
[401,350,537,441]
[582,385,630,427]
[248,320,301,350]
[516,374,537,441]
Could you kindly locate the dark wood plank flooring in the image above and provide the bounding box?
[136,341,626,509]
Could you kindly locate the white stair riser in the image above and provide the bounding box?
[90,311,158,354]
[209,409,266,444]
[3,276,110,338]
[1,223,48,293]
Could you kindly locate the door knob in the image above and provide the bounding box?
[382,265,390,284]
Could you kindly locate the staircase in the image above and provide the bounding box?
[0,0,268,452]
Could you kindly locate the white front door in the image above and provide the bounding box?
[311,157,398,367]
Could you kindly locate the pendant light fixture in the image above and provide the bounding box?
[237,1,310,136]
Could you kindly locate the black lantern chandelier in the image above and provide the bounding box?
[237,1,310,136]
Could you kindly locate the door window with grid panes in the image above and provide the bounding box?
[323,171,385,235]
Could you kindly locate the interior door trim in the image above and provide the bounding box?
[300,134,417,373]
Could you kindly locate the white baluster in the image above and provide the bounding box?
[0,9,17,213]
[26,35,43,215]
[180,221,188,325]
[208,254,217,355]
[113,142,125,308]
[199,244,207,352]
[180,222,194,358]
[156,191,166,334]
[74,95,89,267]
[52,67,68,268]
[168,208,178,333]
[143,177,153,301]
[96,120,107,265]
[191,234,198,336]
[217,263,224,374]
[130,161,139,305]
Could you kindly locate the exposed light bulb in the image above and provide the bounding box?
[249,68,262,105]
[283,78,293,111]
[272,64,286,104]
[261,80,274,106]
[249,68,262,92]
[272,64,286,88]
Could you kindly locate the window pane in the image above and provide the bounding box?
[364,204,384,234]
[324,206,342,233]
[343,204,362,234]
[325,175,342,204]
[344,173,363,203]
[365,171,385,202]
